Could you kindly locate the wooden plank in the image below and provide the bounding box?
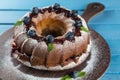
[106,64,120,73]
[101,73,120,80]
[0,11,27,23]
[90,24,120,40]
[107,40,120,54]
[0,10,120,24]
[111,55,120,65]
[0,0,120,10]
[89,11,120,24]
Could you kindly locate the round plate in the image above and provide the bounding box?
[0,27,110,80]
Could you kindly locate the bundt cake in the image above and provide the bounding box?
[11,3,91,70]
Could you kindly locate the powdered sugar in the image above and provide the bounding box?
[1,38,88,80]
[1,39,61,80]
[0,32,103,80]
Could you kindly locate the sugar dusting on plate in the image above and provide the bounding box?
[1,37,99,80]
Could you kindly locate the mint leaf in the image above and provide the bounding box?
[78,71,86,77]
[48,43,54,52]
[14,20,23,27]
[81,26,89,32]
[65,78,72,80]
[61,75,72,80]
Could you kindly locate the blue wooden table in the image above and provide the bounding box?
[0,0,120,80]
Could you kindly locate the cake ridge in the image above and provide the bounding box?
[11,3,91,70]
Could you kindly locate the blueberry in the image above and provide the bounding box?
[53,3,60,10]
[71,10,78,17]
[31,7,39,15]
[27,30,36,37]
[70,71,78,78]
[46,35,55,43]
[65,31,74,40]
[23,16,31,25]
[74,20,82,28]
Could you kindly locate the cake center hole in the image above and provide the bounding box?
[36,18,67,37]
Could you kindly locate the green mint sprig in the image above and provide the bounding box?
[48,43,54,52]
[14,20,23,27]
[61,75,72,80]
[78,71,86,77]
[81,26,89,32]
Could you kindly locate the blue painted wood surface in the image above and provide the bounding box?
[0,0,120,80]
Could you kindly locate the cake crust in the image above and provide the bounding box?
[11,4,91,70]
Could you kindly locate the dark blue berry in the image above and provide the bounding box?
[70,71,78,78]
[23,16,31,25]
[46,35,55,43]
[65,32,74,40]
[71,10,78,17]
[53,3,60,10]
[74,20,82,28]
[31,7,39,15]
[27,30,36,37]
